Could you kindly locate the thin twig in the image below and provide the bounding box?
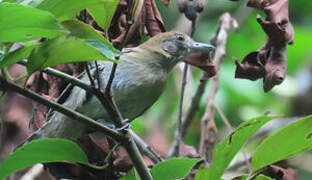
[20,164,44,180]
[178,63,189,156]
[104,63,117,97]
[168,73,208,157]
[18,61,93,93]
[0,78,125,141]
[84,62,95,87]
[242,148,253,173]
[19,60,161,166]
[177,20,197,157]
[212,101,234,132]
[86,2,152,178]
[199,13,238,163]
[94,61,102,90]
[169,4,252,157]
[104,143,121,163]
[130,130,162,163]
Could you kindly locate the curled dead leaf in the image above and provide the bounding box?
[234,0,294,92]
[179,142,200,158]
[185,53,216,78]
[266,165,299,180]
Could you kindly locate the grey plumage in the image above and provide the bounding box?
[26,32,215,141]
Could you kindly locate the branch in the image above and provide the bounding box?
[86,4,152,179]
[20,164,44,180]
[177,18,197,156]
[199,13,238,163]
[168,73,208,157]
[178,62,189,156]
[130,130,162,163]
[84,62,96,87]
[16,62,152,179]
[20,60,160,167]
[0,77,125,141]
[212,101,234,132]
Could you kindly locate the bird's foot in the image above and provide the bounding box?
[96,119,131,132]
[116,122,131,132]
[97,119,116,129]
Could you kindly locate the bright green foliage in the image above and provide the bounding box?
[85,39,119,60]
[232,174,273,180]
[150,158,201,180]
[26,35,117,75]
[195,116,277,180]
[0,44,39,68]
[0,139,90,179]
[195,165,216,180]
[87,0,119,34]
[121,158,201,180]
[120,168,140,180]
[252,115,312,171]
[61,19,119,55]
[0,3,67,42]
[2,0,17,2]
[20,0,111,21]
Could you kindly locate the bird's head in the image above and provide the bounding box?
[138,31,215,70]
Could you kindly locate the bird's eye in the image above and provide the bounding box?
[176,34,185,42]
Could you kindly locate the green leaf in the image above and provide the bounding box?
[195,165,213,180]
[252,115,312,171]
[22,0,112,21]
[85,39,119,60]
[231,174,273,180]
[2,0,17,2]
[61,19,119,54]
[150,158,201,180]
[26,35,117,75]
[0,44,39,69]
[0,139,89,179]
[87,0,119,34]
[0,3,67,42]
[197,116,277,180]
[120,168,140,180]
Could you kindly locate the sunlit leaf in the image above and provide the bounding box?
[0,139,90,179]
[252,115,312,171]
[61,19,119,54]
[26,35,117,75]
[0,3,67,42]
[20,0,110,21]
[87,0,119,34]
[150,158,201,180]
[0,44,39,69]
[231,174,273,180]
[196,116,277,180]
[120,168,140,180]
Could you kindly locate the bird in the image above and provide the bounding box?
[25,31,215,142]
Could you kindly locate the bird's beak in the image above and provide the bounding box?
[184,40,216,78]
[187,40,215,54]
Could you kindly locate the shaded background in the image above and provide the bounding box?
[131,0,312,179]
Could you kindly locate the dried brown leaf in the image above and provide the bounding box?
[235,0,294,92]
[266,165,299,180]
[185,53,216,78]
[179,142,200,158]
[234,52,265,81]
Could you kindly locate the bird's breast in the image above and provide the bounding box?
[80,60,169,122]
[111,63,168,120]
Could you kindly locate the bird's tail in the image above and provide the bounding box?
[24,84,89,142]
